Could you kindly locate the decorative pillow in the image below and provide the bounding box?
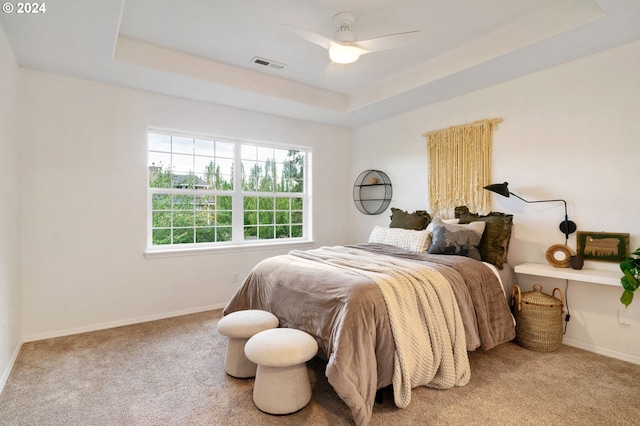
[423,218,459,249]
[427,217,486,260]
[455,206,513,269]
[368,226,431,252]
[425,217,459,232]
[389,208,431,230]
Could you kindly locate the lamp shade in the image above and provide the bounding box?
[483,182,510,198]
[329,45,361,64]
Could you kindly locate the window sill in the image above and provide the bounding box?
[144,240,316,259]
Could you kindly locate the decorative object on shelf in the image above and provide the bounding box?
[483,182,576,244]
[569,255,584,270]
[620,246,640,308]
[511,284,565,352]
[545,244,574,268]
[353,170,392,215]
[576,231,630,263]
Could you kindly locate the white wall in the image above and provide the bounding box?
[0,24,21,389]
[18,70,352,340]
[7,23,640,378]
[350,40,640,363]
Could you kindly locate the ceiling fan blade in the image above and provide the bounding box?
[353,30,421,52]
[281,24,332,50]
[328,40,369,54]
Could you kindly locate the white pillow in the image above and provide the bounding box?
[368,226,431,252]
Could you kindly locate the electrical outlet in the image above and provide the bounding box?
[618,307,631,326]
[232,272,239,283]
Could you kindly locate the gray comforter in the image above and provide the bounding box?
[223,243,516,425]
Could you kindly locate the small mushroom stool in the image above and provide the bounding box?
[217,310,279,378]
[244,328,318,415]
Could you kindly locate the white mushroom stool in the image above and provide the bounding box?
[216,310,279,378]
[244,328,318,415]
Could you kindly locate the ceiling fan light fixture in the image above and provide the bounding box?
[329,44,360,64]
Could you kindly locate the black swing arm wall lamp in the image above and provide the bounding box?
[483,182,577,243]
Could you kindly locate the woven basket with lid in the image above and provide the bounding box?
[512,284,565,352]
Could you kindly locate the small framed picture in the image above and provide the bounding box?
[576,231,630,262]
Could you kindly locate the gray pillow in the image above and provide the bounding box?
[427,218,486,260]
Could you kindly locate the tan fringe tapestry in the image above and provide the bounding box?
[423,118,502,218]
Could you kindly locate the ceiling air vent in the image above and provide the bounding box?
[251,56,286,70]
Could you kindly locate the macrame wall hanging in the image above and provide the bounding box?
[423,118,502,218]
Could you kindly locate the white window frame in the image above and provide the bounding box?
[145,129,312,257]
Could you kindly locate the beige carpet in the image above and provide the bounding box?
[1,309,638,425]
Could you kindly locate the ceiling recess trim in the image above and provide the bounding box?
[113,36,348,112]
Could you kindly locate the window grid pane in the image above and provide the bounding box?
[241,149,305,194]
[148,132,234,192]
[150,193,234,245]
[243,195,303,242]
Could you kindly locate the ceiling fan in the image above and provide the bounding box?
[282,12,421,64]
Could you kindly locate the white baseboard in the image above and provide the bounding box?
[0,340,23,395]
[22,303,227,343]
[562,337,640,365]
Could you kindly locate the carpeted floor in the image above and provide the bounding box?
[0,309,638,425]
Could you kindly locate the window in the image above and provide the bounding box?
[147,130,309,251]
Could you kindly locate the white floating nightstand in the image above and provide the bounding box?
[514,262,621,287]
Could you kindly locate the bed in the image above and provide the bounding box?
[223,208,516,426]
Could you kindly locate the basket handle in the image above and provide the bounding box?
[552,287,565,313]
[511,285,522,312]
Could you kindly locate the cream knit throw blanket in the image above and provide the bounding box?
[290,246,470,408]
